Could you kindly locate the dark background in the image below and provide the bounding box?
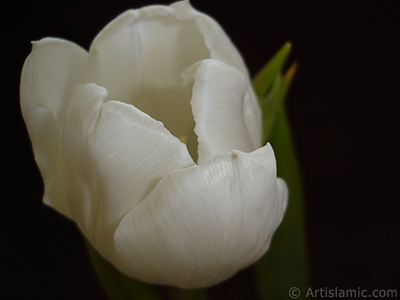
[3,0,399,299]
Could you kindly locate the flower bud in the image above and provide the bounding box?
[20,1,287,288]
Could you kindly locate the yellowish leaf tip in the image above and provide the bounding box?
[284,61,299,82]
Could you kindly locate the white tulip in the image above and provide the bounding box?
[20,0,288,288]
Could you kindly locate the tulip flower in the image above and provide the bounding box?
[20,0,288,288]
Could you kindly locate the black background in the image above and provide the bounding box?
[3,0,399,299]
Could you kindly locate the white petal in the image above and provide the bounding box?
[189,60,254,164]
[62,84,195,268]
[114,143,287,288]
[20,38,88,218]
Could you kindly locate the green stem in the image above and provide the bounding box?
[254,106,308,300]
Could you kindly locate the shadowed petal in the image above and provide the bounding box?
[20,38,88,218]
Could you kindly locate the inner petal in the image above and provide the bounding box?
[133,85,199,162]
[84,12,211,161]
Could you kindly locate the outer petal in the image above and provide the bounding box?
[188,60,255,164]
[62,84,195,271]
[114,143,287,288]
[20,38,88,218]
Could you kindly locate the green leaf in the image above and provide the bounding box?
[259,74,283,142]
[252,47,308,299]
[252,42,292,100]
[253,43,292,142]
